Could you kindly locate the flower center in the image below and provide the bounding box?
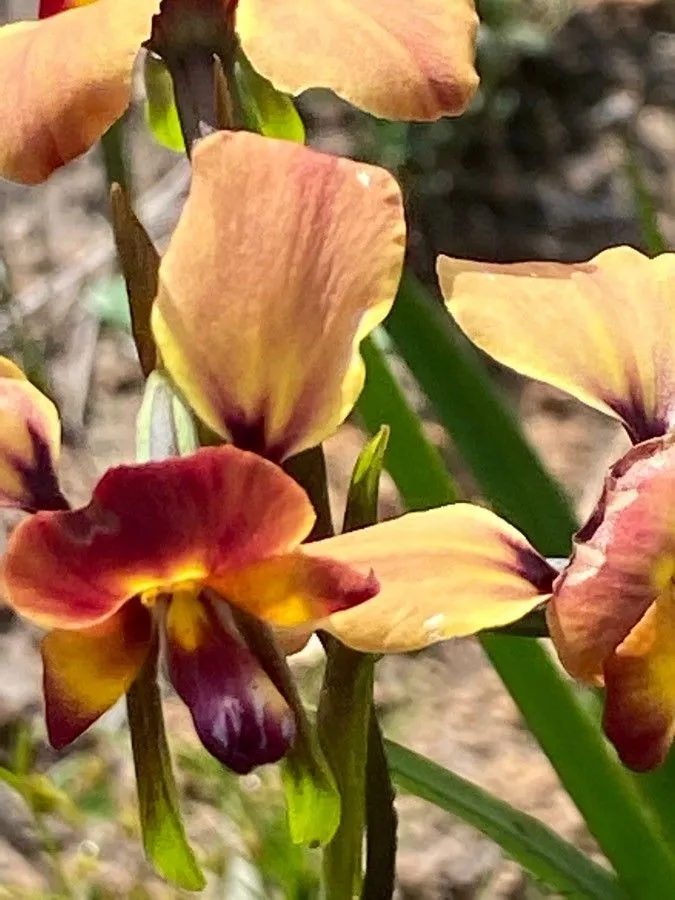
[140,576,203,609]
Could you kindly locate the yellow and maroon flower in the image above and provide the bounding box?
[2,439,554,768]
[0,356,65,512]
[1,0,478,183]
[3,445,377,770]
[152,129,406,461]
[438,245,675,771]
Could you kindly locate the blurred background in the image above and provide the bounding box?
[0,0,673,896]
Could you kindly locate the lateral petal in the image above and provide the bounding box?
[210,552,379,628]
[165,592,295,773]
[307,505,555,653]
[42,602,152,749]
[2,446,314,629]
[0,0,158,183]
[548,437,675,683]
[439,247,675,444]
[238,0,479,120]
[152,130,405,460]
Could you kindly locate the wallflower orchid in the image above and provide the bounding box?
[151,129,407,461]
[0,0,478,183]
[0,363,552,773]
[438,245,675,771]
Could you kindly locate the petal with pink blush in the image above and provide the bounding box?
[603,598,675,771]
[42,603,152,749]
[305,505,555,653]
[0,0,158,183]
[0,357,64,511]
[548,437,675,683]
[210,552,379,628]
[238,0,479,121]
[439,247,675,444]
[165,592,295,773]
[152,131,405,461]
[2,446,314,630]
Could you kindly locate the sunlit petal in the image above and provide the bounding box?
[152,130,405,460]
[603,598,675,771]
[439,247,675,444]
[0,0,158,183]
[305,505,555,653]
[238,0,479,120]
[0,357,64,511]
[548,436,675,682]
[42,603,152,749]
[2,446,314,629]
[165,591,295,772]
[211,552,379,628]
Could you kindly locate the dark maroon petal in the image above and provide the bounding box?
[165,595,295,773]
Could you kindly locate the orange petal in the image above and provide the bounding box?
[0,357,65,511]
[152,130,405,460]
[303,504,554,653]
[210,552,379,628]
[0,0,158,183]
[603,598,675,771]
[165,591,295,772]
[238,0,479,120]
[2,446,314,630]
[548,436,675,683]
[439,247,675,444]
[42,602,152,749]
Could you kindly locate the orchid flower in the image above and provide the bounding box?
[0,361,551,772]
[0,0,478,183]
[438,246,675,771]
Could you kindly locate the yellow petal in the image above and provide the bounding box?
[153,130,405,460]
[308,504,554,652]
[238,0,479,120]
[0,0,158,183]
[603,596,675,771]
[439,247,675,444]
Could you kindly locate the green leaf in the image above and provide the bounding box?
[343,425,390,532]
[623,139,668,255]
[386,741,626,900]
[385,273,575,554]
[136,371,199,462]
[127,653,205,891]
[281,720,341,848]
[357,335,458,511]
[110,184,161,377]
[235,52,305,143]
[144,54,186,154]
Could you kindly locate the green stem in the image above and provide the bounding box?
[101,117,130,196]
[362,715,397,900]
